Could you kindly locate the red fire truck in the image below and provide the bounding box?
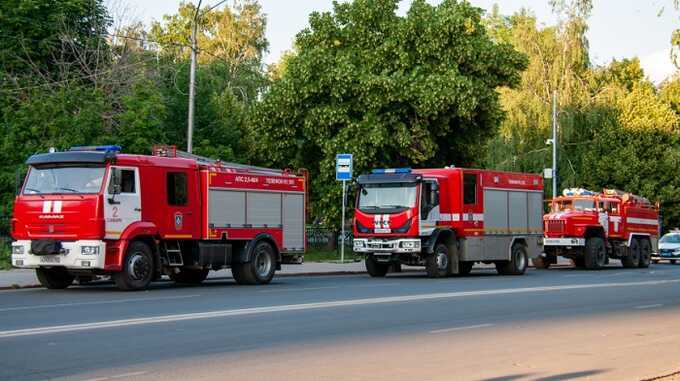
[352,167,544,277]
[539,188,659,270]
[10,145,306,290]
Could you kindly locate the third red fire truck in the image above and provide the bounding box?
[353,167,544,277]
[539,188,659,269]
[10,145,306,290]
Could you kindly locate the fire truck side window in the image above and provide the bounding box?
[421,181,440,218]
[120,170,135,193]
[167,172,188,206]
[463,173,477,204]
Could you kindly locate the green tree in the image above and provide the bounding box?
[251,0,527,226]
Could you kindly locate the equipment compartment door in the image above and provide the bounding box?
[282,193,305,251]
[104,167,141,239]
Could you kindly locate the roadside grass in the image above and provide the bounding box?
[304,248,362,263]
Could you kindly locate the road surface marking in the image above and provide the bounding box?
[0,295,200,312]
[635,304,663,309]
[430,323,494,334]
[351,283,401,288]
[2,278,680,339]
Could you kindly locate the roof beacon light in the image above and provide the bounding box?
[372,168,412,174]
[70,145,122,153]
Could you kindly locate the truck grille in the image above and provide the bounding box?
[545,220,565,234]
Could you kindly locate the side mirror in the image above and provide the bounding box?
[108,168,122,204]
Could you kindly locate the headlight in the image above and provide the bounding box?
[400,240,420,249]
[674,249,680,255]
[12,245,24,255]
[81,246,100,255]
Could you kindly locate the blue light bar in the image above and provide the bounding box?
[70,145,122,152]
[371,168,412,174]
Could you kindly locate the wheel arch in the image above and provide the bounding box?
[424,228,458,254]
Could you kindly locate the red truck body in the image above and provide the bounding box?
[11,146,306,290]
[353,167,544,277]
[541,188,659,269]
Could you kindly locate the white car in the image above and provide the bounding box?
[652,232,680,264]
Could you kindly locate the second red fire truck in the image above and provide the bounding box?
[539,188,659,270]
[352,167,544,277]
[10,145,306,290]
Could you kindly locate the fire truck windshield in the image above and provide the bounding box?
[23,165,106,195]
[554,198,596,212]
[358,183,417,211]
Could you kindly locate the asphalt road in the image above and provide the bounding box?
[1,262,680,381]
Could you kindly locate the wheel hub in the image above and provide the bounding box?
[128,254,151,281]
[255,250,272,277]
[436,252,448,270]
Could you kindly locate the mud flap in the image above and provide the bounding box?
[447,242,460,275]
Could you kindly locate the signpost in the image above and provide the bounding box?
[336,154,353,263]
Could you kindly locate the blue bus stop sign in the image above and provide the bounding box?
[336,154,352,181]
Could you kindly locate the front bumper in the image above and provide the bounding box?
[11,240,107,270]
[353,238,421,254]
[652,251,680,260]
[543,238,586,247]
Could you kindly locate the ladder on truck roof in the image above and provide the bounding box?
[152,145,285,176]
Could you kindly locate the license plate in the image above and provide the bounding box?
[39,256,61,264]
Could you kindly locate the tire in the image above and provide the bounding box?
[652,259,659,264]
[36,268,74,289]
[113,241,155,291]
[621,238,641,268]
[496,242,528,275]
[584,237,606,270]
[426,243,450,278]
[365,255,389,277]
[532,255,552,269]
[232,240,277,285]
[458,261,474,276]
[671,259,677,265]
[638,239,651,268]
[170,268,210,284]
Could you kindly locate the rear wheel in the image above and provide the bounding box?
[638,239,651,268]
[365,255,389,277]
[496,243,528,275]
[232,241,276,285]
[584,237,606,270]
[426,244,449,278]
[113,241,154,291]
[36,268,74,289]
[671,259,677,265]
[621,238,641,268]
[170,268,210,284]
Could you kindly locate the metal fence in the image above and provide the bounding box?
[306,227,353,252]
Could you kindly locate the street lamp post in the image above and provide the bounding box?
[186,0,202,154]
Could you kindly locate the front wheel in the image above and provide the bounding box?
[36,268,75,289]
[532,255,552,269]
[457,261,474,276]
[621,238,641,268]
[584,237,607,270]
[365,255,389,277]
[638,239,651,268]
[496,243,528,275]
[426,244,450,278]
[232,241,277,285]
[113,241,155,291]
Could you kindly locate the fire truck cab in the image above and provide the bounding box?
[10,146,306,290]
[352,167,544,277]
[541,188,659,269]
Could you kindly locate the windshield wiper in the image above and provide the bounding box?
[24,187,41,194]
[380,205,408,209]
[58,187,78,193]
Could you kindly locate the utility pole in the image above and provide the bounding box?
[552,90,558,199]
[186,0,202,154]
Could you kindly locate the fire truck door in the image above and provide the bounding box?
[165,170,199,239]
[419,180,440,236]
[104,167,141,239]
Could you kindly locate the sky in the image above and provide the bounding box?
[107,0,680,83]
